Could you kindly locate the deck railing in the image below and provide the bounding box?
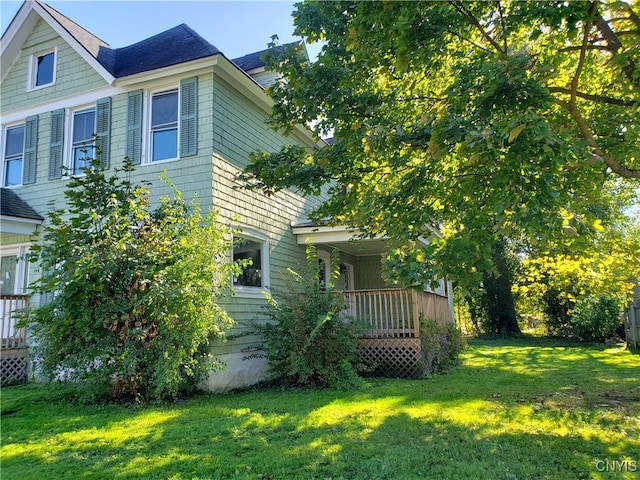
[343,289,453,338]
[1,294,28,349]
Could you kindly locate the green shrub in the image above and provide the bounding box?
[251,246,366,389]
[571,294,624,342]
[29,159,237,402]
[420,318,466,374]
[541,286,575,338]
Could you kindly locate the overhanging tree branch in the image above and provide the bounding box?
[554,98,640,179]
[571,2,599,105]
[548,87,638,107]
[449,0,505,54]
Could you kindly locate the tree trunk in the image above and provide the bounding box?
[485,239,521,335]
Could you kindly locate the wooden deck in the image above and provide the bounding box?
[1,295,29,385]
[343,288,453,338]
[344,289,455,377]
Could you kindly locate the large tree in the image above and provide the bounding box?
[242,1,639,334]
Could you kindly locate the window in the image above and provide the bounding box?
[317,250,331,291]
[48,98,111,181]
[150,89,178,162]
[425,278,447,297]
[71,108,96,174]
[233,233,269,291]
[30,49,56,90]
[126,77,197,165]
[0,247,30,295]
[3,125,24,186]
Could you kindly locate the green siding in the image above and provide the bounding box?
[354,256,388,290]
[2,42,323,370]
[0,234,33,246]
[0,19,108,112]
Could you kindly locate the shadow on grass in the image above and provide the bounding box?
[1,338,638,479]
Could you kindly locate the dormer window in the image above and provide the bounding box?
[29,49,56,90]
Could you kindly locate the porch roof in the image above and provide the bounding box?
[291,221,434,256]
[0,188,43,235]
[291,222,388,255]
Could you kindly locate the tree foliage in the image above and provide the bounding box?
[241,1,639,334]
[515,184,639,338]
[29,160,237,402]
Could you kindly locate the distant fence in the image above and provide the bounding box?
[626,288,640,349]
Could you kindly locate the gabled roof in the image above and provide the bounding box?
[38,0,112,63]
[1,1,222,82]
[1,1,306,92]
[0,188,43,221]
[232,41,304,71]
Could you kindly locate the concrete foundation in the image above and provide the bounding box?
[201,352,269,393]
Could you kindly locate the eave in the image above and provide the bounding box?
[0,215,42,236]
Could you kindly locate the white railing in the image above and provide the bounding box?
[1,295,28,349]
[343,289,453,338]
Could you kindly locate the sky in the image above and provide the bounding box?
[0,0,320,60]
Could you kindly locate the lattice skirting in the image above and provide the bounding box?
[359,337,425,378]
[1,349,28,385]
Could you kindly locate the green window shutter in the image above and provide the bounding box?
[180,77,198,157]
[48,109,64,180]
[95,97,111,170]
[23,115,39,184]
[126,90,143,165]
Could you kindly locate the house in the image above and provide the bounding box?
[0,1,455,389]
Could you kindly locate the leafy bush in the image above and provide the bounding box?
[541,286,575,338]
[420,318,466,374]
[571,294,624,342]
[251,246,366,389]
[29,159,237,402]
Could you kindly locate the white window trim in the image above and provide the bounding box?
[27,47,57,92]
[142,85,180,165]
[0,245,31,295]
[1,122,25,188]
[424,277,447,297]
[65,104,96,176]
[232,229,270,298]
[317,249,331,290]
[340,262,354,291]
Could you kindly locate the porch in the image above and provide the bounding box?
[344,288,454,378]
[344,288,453,338]
[1,294,29,385]
[292,221,457,378]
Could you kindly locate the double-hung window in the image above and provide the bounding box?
[125,77,197,165]
[48,98,110,181]
[3,125,25,186]
[71,108,96,174]
[150,89,178,162]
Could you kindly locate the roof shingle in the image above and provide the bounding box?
[232,41,302,71]
[0,188,44,221]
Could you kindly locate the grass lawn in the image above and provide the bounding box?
[1,337,638,480]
